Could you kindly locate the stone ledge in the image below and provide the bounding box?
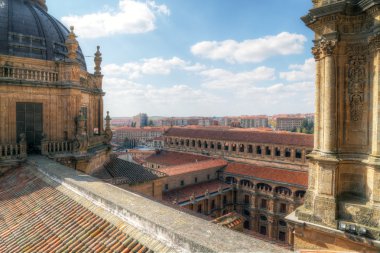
[28,155,290,253]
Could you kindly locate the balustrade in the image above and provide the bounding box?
[41,140,73,155]
[0,66,58,82]
[0,143,27,160]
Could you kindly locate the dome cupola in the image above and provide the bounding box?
[0,0,87,69]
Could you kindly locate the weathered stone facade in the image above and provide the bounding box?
[0,0,111,173]
[288,0,380,251]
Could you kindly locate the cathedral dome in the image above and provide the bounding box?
[0,0,87,70]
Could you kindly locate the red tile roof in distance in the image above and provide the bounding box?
[224,162,308,187]
[165,127,313,147]
[0,167,155,252]
[158,159,228,176]
[145,150,212,166]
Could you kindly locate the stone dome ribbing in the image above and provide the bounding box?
[0,0,87,70]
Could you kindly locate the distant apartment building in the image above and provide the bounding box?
[110,117,133,127]
[113,127,166,148]
[133,113,148,128]
[276,117,305,131]
[222,117,240,127]
[239,116,269,128]
[158,117,189,127]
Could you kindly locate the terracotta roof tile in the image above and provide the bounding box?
[163,180,232,203]
[224,162,308,187]
[145,150,212,166]
[92,157,166,185]
[0,167,158,252]
[158,159,228,176]
[165,128,313,147]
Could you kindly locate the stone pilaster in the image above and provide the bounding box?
[320,39,337,154]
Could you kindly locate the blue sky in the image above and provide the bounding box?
[49,0,315,117]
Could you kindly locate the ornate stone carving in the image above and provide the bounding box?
[347,44,367,121]
[74,110,88,153]
[104,111,113,145]
[312,39,337,60]
[65,26,79,60]
[94,46,102,75]
[319,39,337,57]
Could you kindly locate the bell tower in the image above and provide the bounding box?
[287,0,380,251]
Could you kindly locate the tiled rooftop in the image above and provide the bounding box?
[158,159,228,176]
[145,150,212,166]
[0,166,171,253]
[92,157,166,185]
[163,180,232,203]
[165,127,313,147]
[20,156,291,253]
[224,162,308,187]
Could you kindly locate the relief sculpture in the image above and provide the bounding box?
[347,45,367,122]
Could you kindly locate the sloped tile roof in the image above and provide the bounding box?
[145,150,212,166]
[158,159,228,176]
[165,128,313,147]
[223,162,308,187]
[92,158,166,185]
[0,166,165,252]
[163,180,231,203]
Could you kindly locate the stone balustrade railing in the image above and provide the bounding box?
[0,66,59,83]
[41,140,73,155]
[0,143,27,160]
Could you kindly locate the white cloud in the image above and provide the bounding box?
[103,57,206,79]
[200,66,276,89]
[280,58,315,81]
[61,0,170,39]
[191,32,307,63]
[103,77,223,116]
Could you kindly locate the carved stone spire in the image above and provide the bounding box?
[65,26,79,61]
[104,111,113,144]
[94,46,102,75]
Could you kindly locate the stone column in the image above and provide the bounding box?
[268,216,274,239]
[312,44,322,150]
[320,39,337,153]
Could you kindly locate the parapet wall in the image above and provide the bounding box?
[28,155,289,253]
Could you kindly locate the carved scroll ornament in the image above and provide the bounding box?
[347,45,367,121]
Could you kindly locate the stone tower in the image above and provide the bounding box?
[287,0,380,251]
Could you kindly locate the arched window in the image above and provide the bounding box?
[260,215,267,221]
[248,145,253,153]
[257,183,272,192]
[295,190,306,198]
[232,144,237,152]
[295,149,302,159]
[198,140,202,148]
[204,141,208,149]
[275,186,292,196]
[192,140,196,147]
[210,142,215,149]
[275,147,281,156]
[265,146,271,156]
[285,148,291,157]
[217,142,222,150]
[279,220,287,227]
[256,146,262,155]
[186,139,190,146]
[240,179,254,188]
[239,144,245,152]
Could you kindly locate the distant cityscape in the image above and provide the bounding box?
[112,113,315,131]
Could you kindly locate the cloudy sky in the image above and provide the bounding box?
[49,0,315,117]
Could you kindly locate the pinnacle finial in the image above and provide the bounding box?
[94,45,103,75]
[65,25,78,60]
